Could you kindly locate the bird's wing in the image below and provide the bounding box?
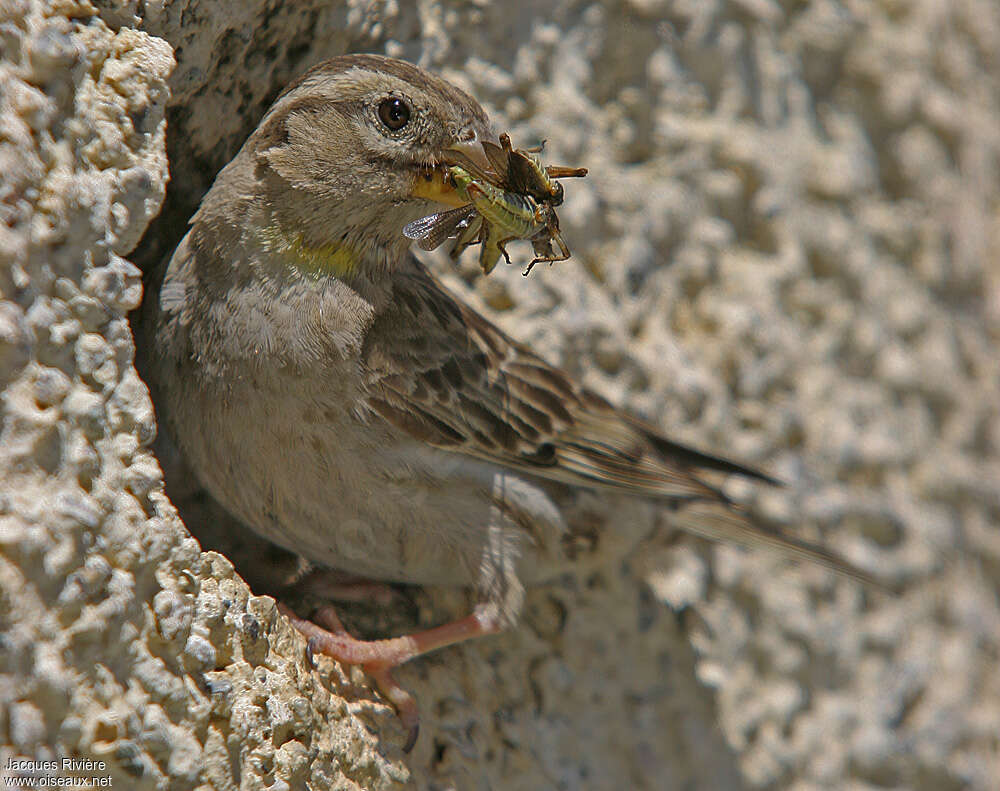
[362,262,879,585]
[363,263,768,501]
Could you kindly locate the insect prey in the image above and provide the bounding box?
[403,133,587,276]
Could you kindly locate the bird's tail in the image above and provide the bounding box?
[668,498,884,589]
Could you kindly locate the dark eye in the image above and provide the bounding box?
[377,97,411,131]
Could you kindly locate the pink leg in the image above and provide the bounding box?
[278,603,502,752]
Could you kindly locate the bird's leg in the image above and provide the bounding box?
[278,602,502,752]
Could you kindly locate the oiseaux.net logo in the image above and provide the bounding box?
[2,757,113,788]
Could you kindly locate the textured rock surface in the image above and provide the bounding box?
[3,0,1000,789]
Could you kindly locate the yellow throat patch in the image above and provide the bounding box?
[257,225,359,278]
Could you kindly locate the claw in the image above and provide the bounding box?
[403,722,420,754]
[368,664,421,753]
[278,603,501,753]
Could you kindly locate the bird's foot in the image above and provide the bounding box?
[278,602,502,752]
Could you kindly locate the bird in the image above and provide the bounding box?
[141,54,875,751]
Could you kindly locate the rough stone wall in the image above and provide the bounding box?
[3,1,999,789]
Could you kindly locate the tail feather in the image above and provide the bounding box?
[669,498,884,589]
[635,422,783,487]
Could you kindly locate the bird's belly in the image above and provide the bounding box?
[178,373,570,588]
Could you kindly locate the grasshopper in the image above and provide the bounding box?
[403,134,586,275]
[482,133,587,208]
[406,166,564,275]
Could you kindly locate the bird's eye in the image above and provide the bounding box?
[377,97,411,131]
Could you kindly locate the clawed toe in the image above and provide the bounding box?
[278,602,501,752]
[280,602,424,750]
[367,664,420,752]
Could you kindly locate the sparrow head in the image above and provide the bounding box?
[194,55,493,278]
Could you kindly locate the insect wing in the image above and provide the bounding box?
[505,149,543,196]
[480,139,512,187]
[507,140,565,201]
[403,206,477,251]
[402,212,443,240]
[449,214,485,261]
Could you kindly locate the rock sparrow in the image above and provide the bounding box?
[141,54,873,749]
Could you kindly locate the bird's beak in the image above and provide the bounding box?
[409,166,467,207]
[443,136,494,178]
[409,134,495,208]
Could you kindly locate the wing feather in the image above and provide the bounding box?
[360,260,878,585]
[364,263,756,500]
